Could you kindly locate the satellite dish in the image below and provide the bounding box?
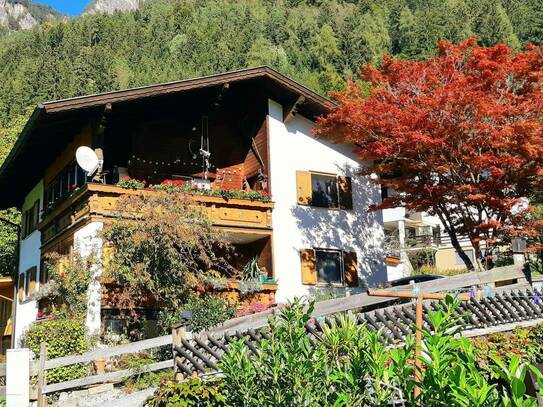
[76,146,100,176]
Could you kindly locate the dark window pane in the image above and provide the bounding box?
[53,179,60,201]
[76,165,87,187]
[68,164,76,190]
[311,174,339,208]
[60,172,67,197]
[381,185,388,200]
[316,250,342,285]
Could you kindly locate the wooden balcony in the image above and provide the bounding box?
[39,183,273,246]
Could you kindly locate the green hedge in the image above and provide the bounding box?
[23,319,91,384]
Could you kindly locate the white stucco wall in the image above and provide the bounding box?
[73,221,104,337]
[14,182,43,347]
[267,99,387,303]
[386,263,406,282]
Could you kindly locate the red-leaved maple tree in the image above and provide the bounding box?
[316,38,543,270]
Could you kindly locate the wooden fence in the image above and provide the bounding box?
[172,287,543,377]
[1,264,532,402]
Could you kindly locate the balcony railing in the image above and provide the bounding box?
[405,234,441,248]
[39,183,273,245]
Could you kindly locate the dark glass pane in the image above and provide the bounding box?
[53,179,60,201]
[76,165,87,187]
[60,172,67,197]
[311,174,339,208]
[68,164,76,191]
[316,250,342,284]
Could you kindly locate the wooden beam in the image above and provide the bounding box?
[42,359,173,394]
[283,95,305,123]
[367,289,471,301]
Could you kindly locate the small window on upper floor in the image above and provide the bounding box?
[21,199,40,239]
[296,171,352,210]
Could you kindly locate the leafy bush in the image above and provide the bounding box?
[157,294,236,334]
[220,299,408,406]
[148,299,543,406]
[102,191,234,313]
[471,323,543,368]
[116,176,146,189]
[220,298,543,406]
[145,377,226,407]
[23,319,91,383]
[37,253,94,318]
[119,352,173,393]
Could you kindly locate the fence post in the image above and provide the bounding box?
[172,323,186,382]
[37,342,47,407]
[6,348,29,407]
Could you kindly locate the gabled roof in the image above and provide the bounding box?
[0,66,335,208]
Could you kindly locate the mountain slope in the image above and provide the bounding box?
[83,0,142,15]
[0,0,60,32]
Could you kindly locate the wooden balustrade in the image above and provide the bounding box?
[39,183,273,245]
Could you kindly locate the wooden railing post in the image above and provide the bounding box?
[172,323,187,382]
[37,342,47,407]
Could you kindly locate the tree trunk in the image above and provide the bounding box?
[435,207,475,271]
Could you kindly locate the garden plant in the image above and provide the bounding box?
[148,297,543,406]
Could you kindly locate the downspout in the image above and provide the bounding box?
[0,217,20,349]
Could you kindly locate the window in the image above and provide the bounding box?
[17,273,24,302]
[17,266,37,302]
[296,171,353,209]
[21,199,40,239]
[316,249,343,285]
[381,185,389,200]
[44,161,88,211]
[311,174,339,208]
[300,248,358,287]
[455,250,474,266]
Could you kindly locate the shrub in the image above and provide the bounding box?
[102,191,234,313]
[157,294,236,334]
[116,176,146,189]
[37,253,94,318]
[148,299,543,406]
[23,319,91,383]
[145,377,226,407]
[219,298,543,406]
[471,323,543,368]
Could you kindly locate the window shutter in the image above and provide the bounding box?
[296,171,312,205]
[300,249,317,285]
[343,251,358,287]
[18,273,24,302]
[338,176,353,210]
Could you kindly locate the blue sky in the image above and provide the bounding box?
[36,0,88,16]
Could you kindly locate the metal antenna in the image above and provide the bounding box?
[200,116,211,180]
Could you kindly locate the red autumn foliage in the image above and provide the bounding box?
[316,38,543,270]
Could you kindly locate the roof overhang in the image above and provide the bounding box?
[0,66,336,209]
